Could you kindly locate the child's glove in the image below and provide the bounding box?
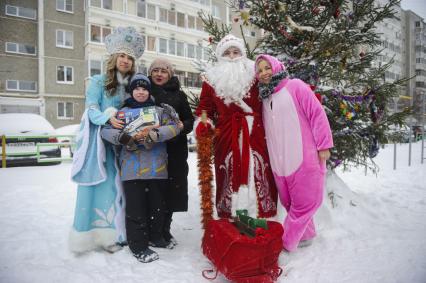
[119,132,138,151]
[145,128,160,144]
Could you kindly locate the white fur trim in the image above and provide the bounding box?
[216,34,246,59]
[71,111,89,181]
[230,132,257,217]
[113,159,126,243]
[96,126,107,178]
[68,227,117,253]
[116,72,130,86]
[103,107,118,119]
[194,116,214,138]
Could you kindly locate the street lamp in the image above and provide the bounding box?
[392,96,399,170]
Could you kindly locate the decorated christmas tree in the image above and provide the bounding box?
[198,0,411,173]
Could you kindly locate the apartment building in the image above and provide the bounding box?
[86,0,214,91]
[0,1,40,115]
[403,10,426,124]
[42,0,86,128]
[374,0,407,114]
[0,0,86,128]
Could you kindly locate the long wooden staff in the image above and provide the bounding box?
[197,110,215,229]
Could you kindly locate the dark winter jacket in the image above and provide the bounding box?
[100,104,180,181]
[149,76,195,212]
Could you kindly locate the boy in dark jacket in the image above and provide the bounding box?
[101,73,180,263]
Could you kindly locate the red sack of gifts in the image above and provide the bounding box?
[202,219,283,283]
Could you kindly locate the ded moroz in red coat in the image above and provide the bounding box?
[195,78,278,219]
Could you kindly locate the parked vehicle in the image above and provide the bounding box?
[0,113,61,167]
[187,132,197,152]
[55,124,79,157]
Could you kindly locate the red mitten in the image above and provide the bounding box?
[196,122,212,137]
[315,92,322,103]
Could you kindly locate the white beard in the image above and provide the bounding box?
[204,57,255,105]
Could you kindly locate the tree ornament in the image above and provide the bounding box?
[240,10,251,26]
[279,25,295,41]
[276,3,287,13]
[233,16,240,23]
[359,51,366,60]
[208,36,213,44]
[334,7,341,19]
[238,0,246,10]
[312,6,326,15]
[286,16,315,32]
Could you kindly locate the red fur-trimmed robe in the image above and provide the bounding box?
[195,80,277,219]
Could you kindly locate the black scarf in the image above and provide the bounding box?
[149,76,181,94]
[258,70,289,100]
[123,96,155,109]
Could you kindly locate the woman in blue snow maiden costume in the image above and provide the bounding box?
[69,26,145,253]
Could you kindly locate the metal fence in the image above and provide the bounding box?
[1,135,76,168]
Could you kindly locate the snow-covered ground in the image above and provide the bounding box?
[0,142,425,283]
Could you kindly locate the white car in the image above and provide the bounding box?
[0,113,61,167]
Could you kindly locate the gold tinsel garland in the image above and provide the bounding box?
[197,128,215,229]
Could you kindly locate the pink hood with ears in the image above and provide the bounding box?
[255,54,286,79]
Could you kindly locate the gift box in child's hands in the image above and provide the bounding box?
[201,216,284,283]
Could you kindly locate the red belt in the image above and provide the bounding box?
[231,112,256,192]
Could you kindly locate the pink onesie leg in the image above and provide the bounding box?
[273,172,291,211]
[281,167,325,252]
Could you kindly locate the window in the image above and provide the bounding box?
[5,42,36,55]
[196,17,204,31]
[5,5,36,19]
[203,47,210,61]
[175,70,185,85]
[147,4,156,20]
[190,0,210,5]
[177,41,185,56]
[187,44,195,58]
[137,0,146,17]
[416,81,425,88]
[415,21,421,28]
[168,40,176,55]
[159,38,167,54]
[102,0,112,9]
[147,36,156,51]
[168,10,176,25]
[177,12,185,28]
[56,30,73,48]
[6,80,37,92]
[187,15,195,29]
[57,102,74,119]
[159,8,167,23]
[211,5,220,18]
[90,25,111,43]
[57,0,73,13]
[90,60,102,76]
[57,66,74,84]
[196,46,203,60]
[416,69,426,76]
[187,72,201,88]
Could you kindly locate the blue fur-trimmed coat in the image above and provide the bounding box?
[69,74,129,253]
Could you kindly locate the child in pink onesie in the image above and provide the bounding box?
[255,54,333,252]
